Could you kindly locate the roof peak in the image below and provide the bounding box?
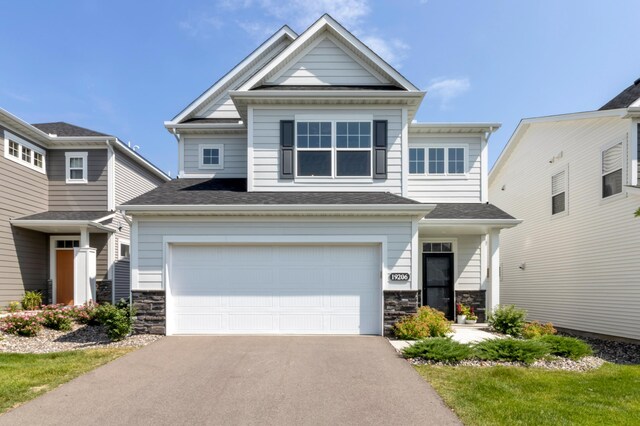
[31,121,110,137]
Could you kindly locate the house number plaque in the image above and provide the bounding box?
[389,273,410,282]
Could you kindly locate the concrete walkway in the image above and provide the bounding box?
[0,337,461,426]
[389,324,501,352]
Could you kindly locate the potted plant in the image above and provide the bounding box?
[456,303,470,324]
[466,306,478,324]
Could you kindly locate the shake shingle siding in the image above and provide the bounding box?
[0,125,49,305]
[48,149,108,211]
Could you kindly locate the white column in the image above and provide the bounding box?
[487,229,501,314]
[80,228,90,248]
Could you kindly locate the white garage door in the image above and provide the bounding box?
[168,244,382,335]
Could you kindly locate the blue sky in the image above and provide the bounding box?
[1,0,639,177]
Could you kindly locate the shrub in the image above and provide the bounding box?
[537,335,593,360]
[402,338,473,363]
[71,302,101,325]
[522,321,557,339]
[488,305,527,337]
[7,301,22,313]
[0,314,42,337]
[21,291,42,311]
[473,338,549,365]
[393,306,452,339]
[96,301,136,341]
[39,306,73,331]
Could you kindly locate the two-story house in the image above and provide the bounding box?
[122,15,520,336]
[0,108,169,308]
[489,79,640,341]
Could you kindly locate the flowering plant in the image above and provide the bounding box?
[456,303,471,317]
[71,301,100,325]
[467,306,478,321]
[0,313,42,337]
[39,306,73,331]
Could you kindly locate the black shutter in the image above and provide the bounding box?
[373,120,388,179]
[280,120,294,179]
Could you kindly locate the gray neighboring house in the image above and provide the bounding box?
[0,108,170,307]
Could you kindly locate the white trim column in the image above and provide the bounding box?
[487,229,500,313]
[80,228,90,248]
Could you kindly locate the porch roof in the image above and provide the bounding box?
[421,203,521,234]
[10,211,116,233]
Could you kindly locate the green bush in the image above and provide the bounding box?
[473,338,549,365]
[39,306,73,331]
[0,314,42,337]
[402,338,473,363]
[488,305,527,337]
[7,301,22,313]
[71,302,101,325]
[522,321,557,339]
[393,306,452,339]
[96,301,136,341]
[21,291,42,311]
[537,335,593,360]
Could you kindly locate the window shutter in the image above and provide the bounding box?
[373,120,387,179]
[602,143,623,175]
[551,170,565,195]
[280,120,294,179]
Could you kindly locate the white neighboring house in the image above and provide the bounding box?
[120,14,520,336]
[489,78,640,341]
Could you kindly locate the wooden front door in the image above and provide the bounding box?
[56,250,74,305]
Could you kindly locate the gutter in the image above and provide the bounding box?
[10,219,117,233]
[420,218,522,228]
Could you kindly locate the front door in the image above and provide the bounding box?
[422,253,454,320]
[56,250,75,305]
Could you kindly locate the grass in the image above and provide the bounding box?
[0,348,133,413]
[416,363,640,426]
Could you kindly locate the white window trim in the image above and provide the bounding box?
[3,130,46,174]
[65,152,88,184]
[199,144,224,170]
[408,145,469,178]
[294,119,374,179]
[119,239,131,260]
[550,165,569,219]
[409,147,425,175]
[600,139,626,203]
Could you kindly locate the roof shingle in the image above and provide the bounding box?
[15,211,113,221]
[424,203,515,220]
[32,122,110,137]
[599,78,640,110]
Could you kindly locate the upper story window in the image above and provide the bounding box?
[602,142,623,198]
[551,169,567,215]
[3,131,46,173]
[199,144,224,169]
[295,120,372,177]
[119,240,130,259]
[65,152,88,184]
[409,146,467,176]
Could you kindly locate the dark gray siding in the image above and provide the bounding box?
[113,213,130,301]
[90,233,108,281]
[48,149,108,211]
[0,125,49,305]
[114,150,166,206]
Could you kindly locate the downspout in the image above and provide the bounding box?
[171,127,184,178]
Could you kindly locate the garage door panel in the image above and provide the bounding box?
[169,245,381,335]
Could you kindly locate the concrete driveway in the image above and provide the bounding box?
[0,337,460,426]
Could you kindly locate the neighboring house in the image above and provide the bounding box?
[0,109,170,307]
[489,79,640,341]
[121,15,520,336]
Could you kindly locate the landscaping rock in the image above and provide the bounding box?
[558,332,640,365]
[408,356,606,371]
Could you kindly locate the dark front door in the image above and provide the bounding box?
[422,253,454,320]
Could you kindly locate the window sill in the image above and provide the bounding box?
[199,164,224,170]
[599,190,627,205]
[294,177,374,184]
[66,179,88,184]
[409,174,469,180]
[3,153,46,174]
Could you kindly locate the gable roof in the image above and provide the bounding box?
[424,203,515,220]
[599,77,640,110]
[32,122,109,137]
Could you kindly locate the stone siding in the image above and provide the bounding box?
[455,290,486,322]
[132,290,166,334]
[96,280,112,304]
[383,290,420,337]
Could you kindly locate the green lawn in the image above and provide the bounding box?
[416,363,640,426]
[0,348,133,413]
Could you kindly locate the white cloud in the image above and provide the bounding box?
[426,77,471,109]
[359,35,409,68]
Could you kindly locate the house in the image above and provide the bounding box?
[121,15,520,336]
[489,78,640,341]
[0,108,170,307]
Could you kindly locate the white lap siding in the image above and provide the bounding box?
[183,135,247,177]
[134,218,415,291]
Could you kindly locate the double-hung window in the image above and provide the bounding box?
[409,148,425,174]
[65,152,88,183]
[199,144,224,169]
[409,146,466,176]
[551,169,567,215]
[3,131,46,173]
[295,120,372,178]
[602,142,623,198]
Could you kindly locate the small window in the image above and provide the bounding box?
[199,144,224,169]
[297,122,332,177]
[56,240,79,248]
[448,148,465,174]
[551,170,566,215]
[409,148,425,174]
[602,142,623,198]
[21,146,31,163]
[66,152,88,183]
[119,241,130,259]
[33,152,43,169]
[423,242,453,252]
[428,148,445,174]
[4,131,46,173]
[8,140,19,157]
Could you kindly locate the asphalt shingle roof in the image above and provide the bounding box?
[122,178,420,206]
[424,203,515,220]
[599,78,640,110]
[15,211,113,221]
[32,122,110,137]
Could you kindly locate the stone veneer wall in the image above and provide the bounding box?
[455,290,486,322]
[96,280,112,304]
[383,290,420,337]
[132,290,166,334]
